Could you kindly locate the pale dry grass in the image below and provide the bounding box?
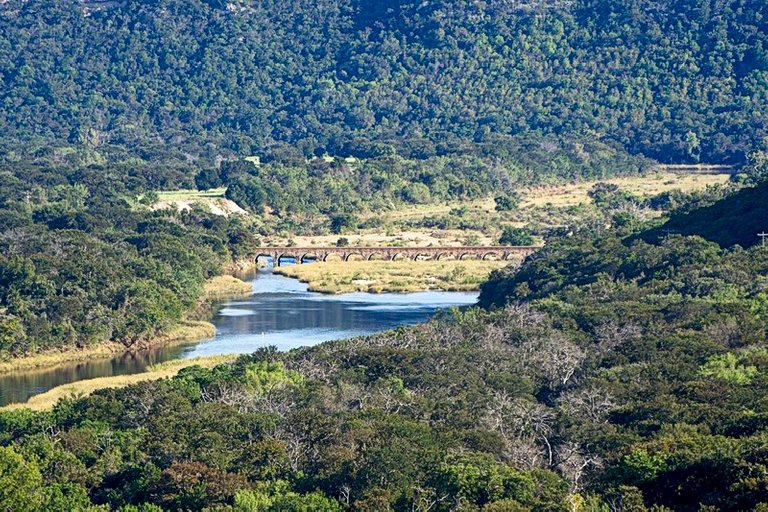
[1,355,234,412]
[273,230,496,248]
[204,275,254,299]
[152,188,248,217]
[274,259,514,294]
[351,172,728,220]
[521,172,729,207]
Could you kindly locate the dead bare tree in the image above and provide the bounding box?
[555,440,603,492]
[593,320,642,354]
[521,332,586,387]
[483,392,556,468]
[558,385,616,424]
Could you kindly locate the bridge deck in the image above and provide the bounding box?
[253,246,541,265]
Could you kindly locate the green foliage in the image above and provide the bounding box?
[0,180,257,355]
[699,352,760,385]
[242,361,303,395]
[234,484,342,511]
[0,445,43,511]
[434,453,535,507]
[0,0,764,164]
[499,227,535,246]
[495,193,520,212]
[196,168,224,191]
[622,449,668,484]
[330,213,359,235]
[226,175,268,213]
[643,182,768,248]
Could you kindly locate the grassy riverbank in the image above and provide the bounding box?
[0,320,216,374]
[274,260,513,294]
[1,355,235,412]
[0,275,249,375]
[204,275,254,298]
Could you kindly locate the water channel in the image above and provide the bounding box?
[0,270,478,406]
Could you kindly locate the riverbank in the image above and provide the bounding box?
[204,274,254,298]
[273,259,513,294]
[0,274,252,375]
[0,320,216,374]
[1,355,235,411]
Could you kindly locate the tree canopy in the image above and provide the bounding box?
[0,0,766,164]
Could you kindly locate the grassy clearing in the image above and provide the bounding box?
[156,188,226,200]
[1,355,234,412]
[277,230,497,249]
[0,320,216,374]
[265,172,729,248]
[354,172,729,221]
[152,188,248,217]
[274,259,514,294]
[204,275,253,299]
[521,172,729,207]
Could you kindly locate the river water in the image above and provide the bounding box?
[0,270,477,406]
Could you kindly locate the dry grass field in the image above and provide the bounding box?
[152,188,247,216]
[204,275,254,299]
[263,172,729,247]
[274,259,515,293]
[521,172,729,207]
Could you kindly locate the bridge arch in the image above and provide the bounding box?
[391,252,408,261]
[323,253,342,262]
[482,252,500,261]
[367,252,387,261]
[276,253,300,266]
[256,253,275,267]
[300,253,320,264]
[459,253,479,261]
[436,252,455,261]
[345,253,364,262]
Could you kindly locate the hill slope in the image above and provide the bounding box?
[643,182,768,248]
[0,0,766,163]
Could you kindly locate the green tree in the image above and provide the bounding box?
[499,227,534,246]
[330,214,358,234]
[495,193,520,212]
[0,445,43,511]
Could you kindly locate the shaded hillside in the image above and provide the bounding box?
[644,182,768,248]
[479,181,768,308]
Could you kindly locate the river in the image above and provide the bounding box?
[0,270,477,406]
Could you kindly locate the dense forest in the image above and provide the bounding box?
[0,0,767,165]
[1,180,766,510]
[216,139,649,221]
[0,166,261,357]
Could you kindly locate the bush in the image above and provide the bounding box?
[499,227,534,246]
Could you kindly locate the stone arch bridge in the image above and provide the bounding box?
[256,246,540,266]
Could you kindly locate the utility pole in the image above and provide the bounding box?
[759,232,768,247]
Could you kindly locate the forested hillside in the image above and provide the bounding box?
[1,180,766,510]
[0,0,766,164]
[0,170,261,358]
